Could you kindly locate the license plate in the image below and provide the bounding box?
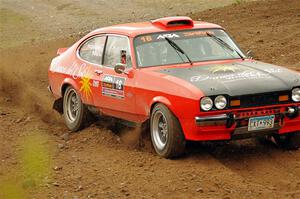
[248,115,275,131]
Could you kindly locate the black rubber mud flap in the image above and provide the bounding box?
[53,98,63,114]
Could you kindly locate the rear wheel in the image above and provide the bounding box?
[150,103,186,158]
[273,131,300,150]
[63,86,89,131]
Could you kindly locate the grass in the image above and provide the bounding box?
[20,134,52,185]
[233,0,243,5]
[0,179,25,199]
[0,132,53,198]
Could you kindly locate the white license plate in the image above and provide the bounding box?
[248,115,275,131]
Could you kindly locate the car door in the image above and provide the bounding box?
[97,35,137,121]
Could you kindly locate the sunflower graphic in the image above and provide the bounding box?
[79,75,92,98]
[210,65,240,73]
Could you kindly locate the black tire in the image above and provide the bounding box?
[150,103,186,158]
[273,131,300,150]
[63,86,90,131]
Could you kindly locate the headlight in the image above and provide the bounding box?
[214,95,227,110]
[201,97,213,111]
[292,88,300,102]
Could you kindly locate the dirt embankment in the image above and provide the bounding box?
[192,0,300,69]
[0,0,300,199]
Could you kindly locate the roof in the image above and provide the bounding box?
[89,16,223,38]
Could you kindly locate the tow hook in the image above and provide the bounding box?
[226,113,235,128]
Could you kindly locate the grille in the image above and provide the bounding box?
[230,91,291,108]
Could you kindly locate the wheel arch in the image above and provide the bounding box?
[60,78,80,96]
[150,96,174,116]
[53,78,80,114]
[149,96,186,158]
[149,96,185,137]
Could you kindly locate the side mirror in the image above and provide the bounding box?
[114,63,126,74]
[246,50,255,59]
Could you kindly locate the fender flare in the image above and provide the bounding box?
[150,96,175,116]
[60,77,94,104]
[60,78,81,97]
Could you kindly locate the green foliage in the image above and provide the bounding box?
[0,180,25,199]
[0,133,52,198]
[233,0,242,5]
[20,134,52,185]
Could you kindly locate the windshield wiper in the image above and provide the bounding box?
[164,37,193,65]
[206,32,244,60]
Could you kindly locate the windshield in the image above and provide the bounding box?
[134,29,245,68]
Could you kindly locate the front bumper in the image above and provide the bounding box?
[195,113,234,128]
[182,105,300,141]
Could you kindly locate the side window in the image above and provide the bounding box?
[103,36,132,68]
[79,36,106,65]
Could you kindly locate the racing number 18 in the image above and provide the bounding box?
[140,36,152,43]
[115,79,124,90]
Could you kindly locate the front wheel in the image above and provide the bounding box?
[150,103,186,158]
[273,131,300,150]
[63,86,90,131]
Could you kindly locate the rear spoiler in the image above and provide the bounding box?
[57,47,68,55]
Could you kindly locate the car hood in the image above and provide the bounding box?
[157,61,300,96]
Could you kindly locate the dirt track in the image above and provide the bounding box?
[0,0,300,198]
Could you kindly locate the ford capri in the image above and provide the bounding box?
[48,16,300,158]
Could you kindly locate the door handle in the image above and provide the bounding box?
[94,70,103,75]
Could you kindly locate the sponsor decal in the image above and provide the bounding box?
[135,30,215,45]
[190,68,283,83]
[102,75,125,99]
[50,61,93,98]
[183,31,214,37]
[50,61,92,80]
[140,36,153,43]
[210,65,241,73]
[157,33,180,40]
[92,80,100,88]
[79,74,92,98]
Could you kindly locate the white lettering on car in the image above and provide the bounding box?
[157,33,180,40]
[190,68,283,82]
[102,75,126,99]
[92,80,99,88]
[50,61,92,79]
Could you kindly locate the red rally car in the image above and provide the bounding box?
[48,16,300,158]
